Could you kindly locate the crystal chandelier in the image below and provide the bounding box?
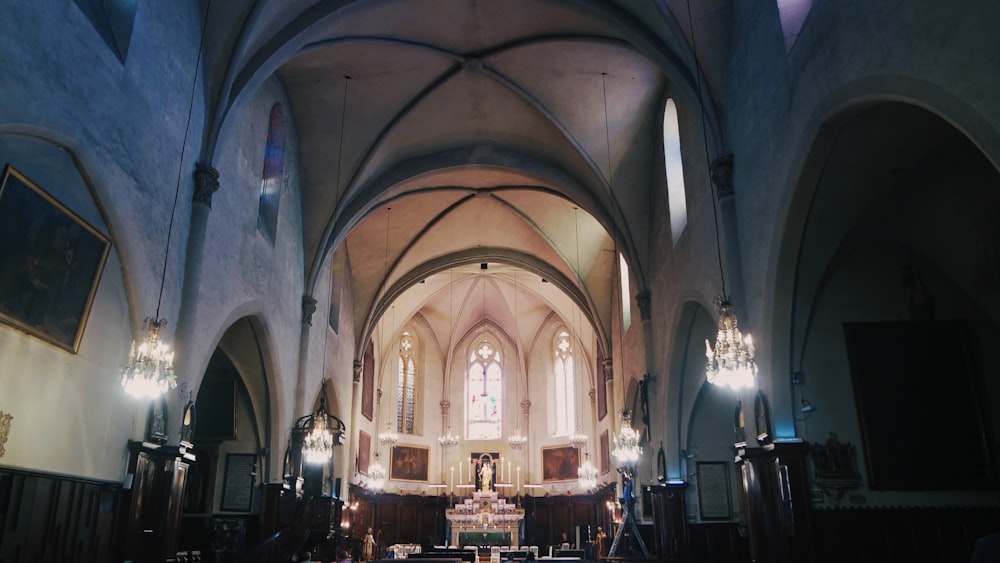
[570,429,589,450]
[508,430,528,450]
[611,410,642,465]
[121,317,177,399]
[578,452,598,490]
[438,403,459,449]
[367,452,387,491]
[705,296,757,391]
[296,392,346,465]
[378,421,399,449]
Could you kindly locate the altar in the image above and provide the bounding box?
[445,491,525,547]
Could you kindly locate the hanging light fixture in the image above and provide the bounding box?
[569,207,589,451]
[439,270,460,449]
[679,0,756,391]
[578,451,599,490]
[611,409,642,465]
[297,382,346,464]
[508,269,527,450]
[122,1,213,399]
[367,451,387,491]
[377,212,400,449]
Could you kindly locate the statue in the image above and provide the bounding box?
[479,460,493,492]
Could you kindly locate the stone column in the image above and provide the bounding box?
[293,295,318,420]
[170,164,219,447]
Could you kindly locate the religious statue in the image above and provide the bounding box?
[479,460,493,492]
[361,527,376,561]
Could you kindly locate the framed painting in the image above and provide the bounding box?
[0,164,111,353]
[390,444,429,482]
[542,445,579,482]
[600,430,610,474]
[358,430,371,475]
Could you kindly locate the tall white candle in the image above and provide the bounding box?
[450,466,455,493]
[517,466,521,494]
[499,457,503,481]
[459,462,462,485]
[508,462,511,484]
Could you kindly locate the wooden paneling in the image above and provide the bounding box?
[687,522,749,563]
[0,466,121,563]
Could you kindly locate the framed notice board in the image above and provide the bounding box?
[697,461,732,520]
[221,453,256,512]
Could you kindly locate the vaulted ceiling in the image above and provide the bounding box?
[203,0,733,358]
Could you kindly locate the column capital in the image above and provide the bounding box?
[192,163,220,208]
[710,154,734,198]
[636,291,651,321]
[353,359,362,383]
[301,295,318,326]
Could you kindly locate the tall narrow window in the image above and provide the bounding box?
[663,98,687,245]
[258,103,286,243]
[466,337,502,439]
[553,330,576,436]
[397,331,416,434]
[619,253,632,331]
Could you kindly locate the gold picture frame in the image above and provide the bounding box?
[0,165,110,353]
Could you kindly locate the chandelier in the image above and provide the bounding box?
[438,402,459,449]
[704,296,757,391]
[379,421,399,449]
[508,430,528,450]
[121,317,177,399]
[611,410,642,465]
[570,430,589,450]
[296,391,346,465]
[367,452,387,491]
[578,452,598,490]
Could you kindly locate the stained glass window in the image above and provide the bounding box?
[466,338,502,439]
[553,330,576,436]
[397,331,416,434]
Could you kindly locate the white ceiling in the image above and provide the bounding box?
[205,0,732,359]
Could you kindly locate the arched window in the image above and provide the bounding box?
[397,331,417,434]
[553,330,576,436]
[466,337,502,440]
[258,103,286,243]
[663,98,687,245]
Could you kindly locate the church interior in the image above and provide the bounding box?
[1,1,999,562]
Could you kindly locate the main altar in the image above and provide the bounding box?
[445,491,525,547]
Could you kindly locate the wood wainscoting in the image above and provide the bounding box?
[0,465,121,562]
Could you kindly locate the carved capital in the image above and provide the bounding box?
[440,400,451,414]
[301,295,318,326]
[636,291,651,321]
[192,163,220,209]
[710,154,734,198]
[603,358,613,382]
[353,359,362,383]
[589,388,596,404]
[520,399,531,414]
[0,410,11,458]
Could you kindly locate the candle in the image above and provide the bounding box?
[450,466,455,494]
[508,462,511,484]
[459,463,462,485]
[517,466,521,495]
[499,457,503,481]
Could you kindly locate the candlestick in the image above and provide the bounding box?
[459,463,462,486]
[517,466,521,495]
[450,466,454,494]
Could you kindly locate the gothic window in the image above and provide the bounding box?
[663,98,687,245]
[257,103,286,243]
[553,330,576,436]
[466,337,502,440]
[397,331,417,434]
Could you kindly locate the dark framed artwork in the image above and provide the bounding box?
[361,340,374,420]
[390,444,429,482]
[358,430,371,475]
[844,320,995,490]
[600,430,610,474]
[542,445,579,482]
[597,351,608,421]
[696,461,731,520]
[0,164,111,353]
[221,453,256,512]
